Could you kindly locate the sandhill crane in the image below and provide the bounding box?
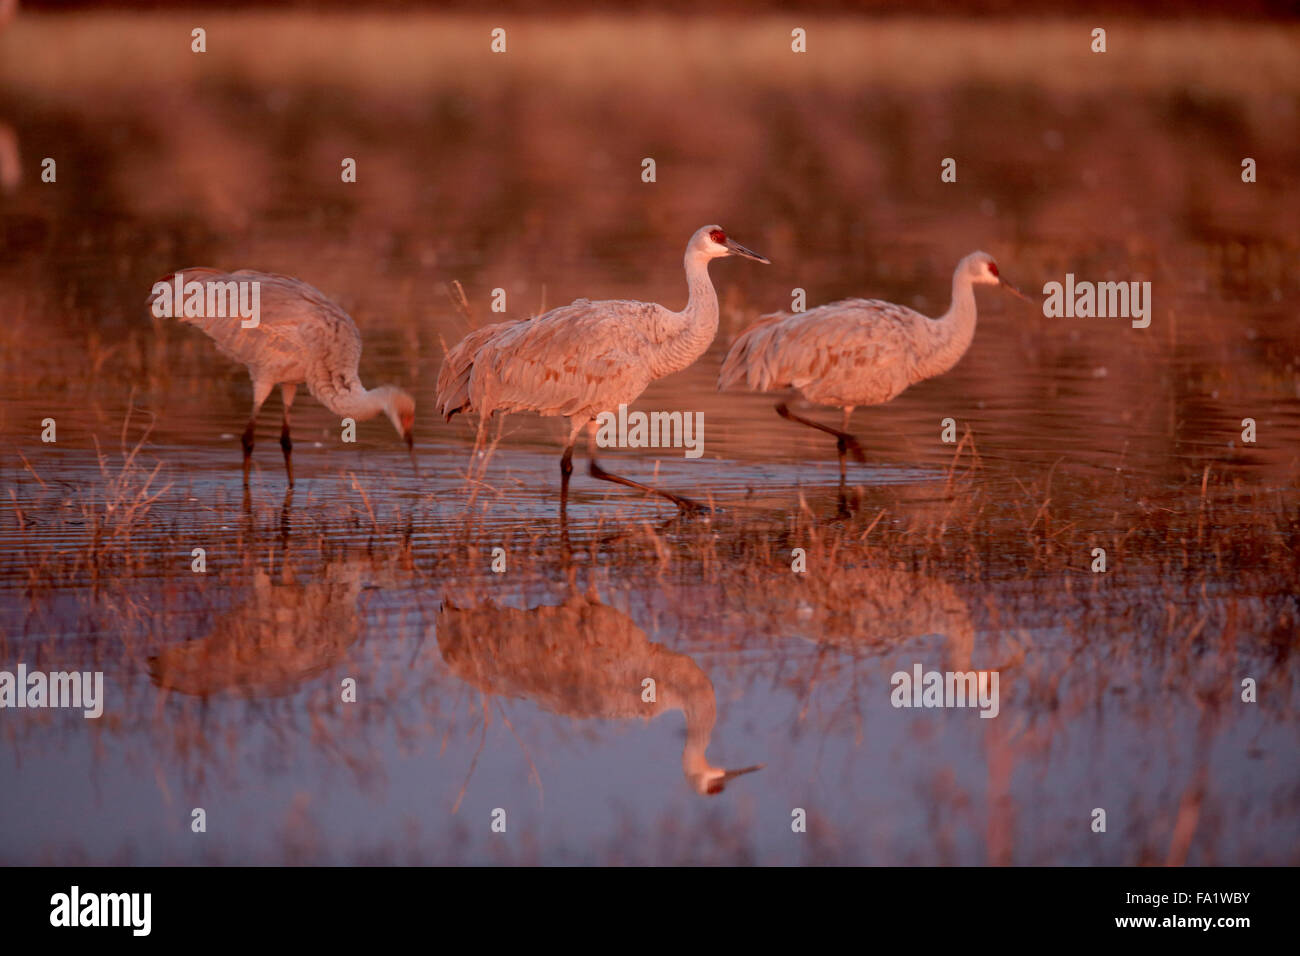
[149,269,415,487]
[437,589,762,795]
[719,251,1029,481]
[437,225,769,514]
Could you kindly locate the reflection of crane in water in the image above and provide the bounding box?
[147,269,416,487]
[766,567,977,731]
[148,564,363,697]
[437,225,768,515]
[436,588,761,795]
[720,252,1029,481]
[788,568,975,672]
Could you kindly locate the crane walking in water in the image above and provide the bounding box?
[719,251,1030,481]
[149,269,416,487]
[437,225,769,515]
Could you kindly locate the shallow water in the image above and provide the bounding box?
[1,12,1298,864]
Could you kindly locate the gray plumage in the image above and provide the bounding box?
[718,251,1027,478]
[436,298,664,424]
[150,268,415,485]
[438,226,766,424]
[436,225,769,514]
[720,251,1007,404]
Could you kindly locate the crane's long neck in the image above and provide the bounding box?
[917,268,978,381]
[677,682,719,784]
[650,251,720,379]
[322,382,391,422]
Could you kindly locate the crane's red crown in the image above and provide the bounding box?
[987,261,999,277]
[709,228,727,245]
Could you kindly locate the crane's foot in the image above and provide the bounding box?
[672,495,718,516]
[836,434,867,464]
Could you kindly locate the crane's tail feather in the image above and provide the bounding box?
[146,267,233,321]
[435,322,516,420]
[718,313,787,392]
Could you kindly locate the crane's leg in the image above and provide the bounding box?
[559,417,583,519]
[279,383,297,487]
[838,406,856,483]
[242,379,274,486]
[473,414,488,460]
[585,420,709,514]
[775,401,866,476]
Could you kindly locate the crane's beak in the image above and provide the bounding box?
[700,762,765,794]
[1000,278,1033,303]
[725,238,770,264]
